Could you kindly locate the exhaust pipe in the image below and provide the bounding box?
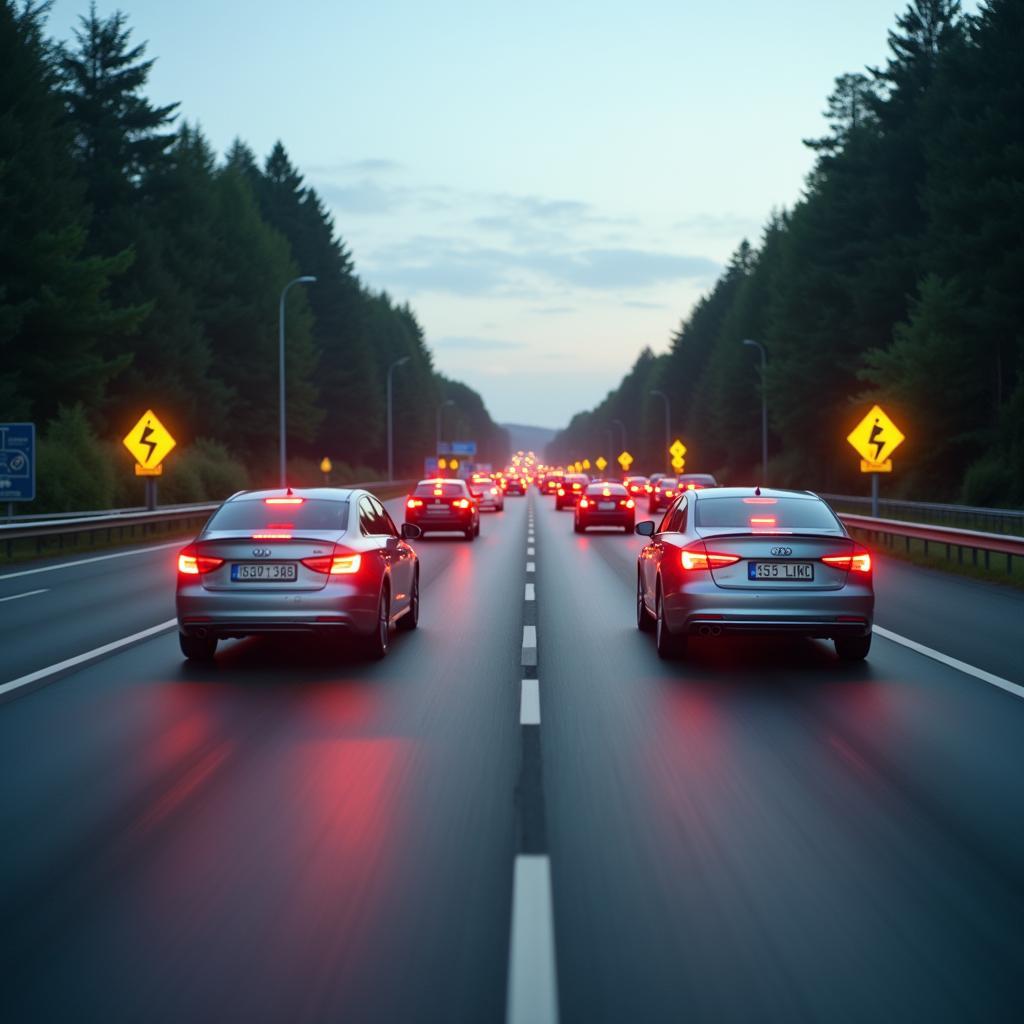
[697,625,712,637]
[194,627,208,638]
[709,625,722,637]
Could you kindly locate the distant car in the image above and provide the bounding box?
[575,482,636,533]
[176,488,420,662]
[678,473,719,492]
[405,478,480,539]
[635,488,874,661]
[555,473,590,510]
[470,475,505,512]
[544,473,565,496]
[648,477,679,514]
[503,476,527,495]
[624,475,650,499]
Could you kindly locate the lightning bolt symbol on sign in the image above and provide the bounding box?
[139,422,158,463]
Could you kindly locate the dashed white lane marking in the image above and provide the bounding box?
[0,618,177,702]
[520,678,540,725]
[527,547,535,556]
[525,583,535,602]
[0,541,181,581]
[0,588,48,603]
[522,625,537,666]
[507,854,558,1024]
[526,562,536,573]
[874,625,1024,702]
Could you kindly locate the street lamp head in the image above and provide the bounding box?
[394,356,411,367]
[297,275,317,284]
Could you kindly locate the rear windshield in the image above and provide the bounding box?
[206,498,349,532]
[414,481,467,497]
[695,496,840,530]
[680,475,717,486]
[657,479,678,489]
[586,484,627,496]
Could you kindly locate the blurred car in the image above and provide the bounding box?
[544,472,565,496]
[624,475,650,499]
[503,475,527,495]
[470,475,505,512]
[635,488,874,661]
[176,488,420,662]
[405,478,480,539]
[648,477,679,514]
[575,482,636,533]
[555,473,590,510]
[678,473,719,492]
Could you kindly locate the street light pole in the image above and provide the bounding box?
[649,389,671,473]
[742,339,768,484]
[436,399,455,454]
[612,418,626,452]
[387,356,411,482]
[278,274,317,487]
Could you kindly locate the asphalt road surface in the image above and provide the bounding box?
[2,492,1023,1023]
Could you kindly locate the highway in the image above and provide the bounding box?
[2,492,1024,1023]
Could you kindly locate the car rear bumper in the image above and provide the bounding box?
[176,583,378,639]
[578,513,634,528]
[406,513,473,532]
[662,580,874,638]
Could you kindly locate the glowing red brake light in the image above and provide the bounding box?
[177,546,224,575]
[750,516,777,528]
[821,550,872,573]
[557,488,565,496]
[578,498,590,509]
[664,490,674,497]
[265,496,304,505]
[251,532,292,539]
[680,543,741,571]
[624,498,635,509]
[407,498,424,508]
[302,549,362,574]
[454,498,472,509]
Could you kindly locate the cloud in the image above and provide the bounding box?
[623,300,668,310]
[526,249,719,289]
[673,212,762,238]
[532,305,575,315]
[433,336,528,351]
[317,180,404,214]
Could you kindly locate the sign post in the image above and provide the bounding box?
[122,410,177,509]
[846,405,905,517]
[320,456,332,485]
[0,423,35,518]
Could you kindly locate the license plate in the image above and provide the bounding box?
[748,561,814,581]
[231,562,298,581]
[598,502,615,510]
[427,505,450,514]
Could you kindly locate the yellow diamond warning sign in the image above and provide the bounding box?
[123,410,176,470]
[847,405,905,469]
[669,439,686,459]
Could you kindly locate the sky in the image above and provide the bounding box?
[46,0,972,430]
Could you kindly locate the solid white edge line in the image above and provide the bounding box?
[520,678,540,725]
[0,541,182,581]
[507,855,558,1024]
[873,625,1024,701]
[0,588,48,603]
[526,562,536,573]
[525,583,535,602]
[0,618,178,700]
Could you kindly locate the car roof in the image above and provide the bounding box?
[691,486,820,501]
[226,487,357,502]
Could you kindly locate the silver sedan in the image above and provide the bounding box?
[636,487,874,660]
[176,488,420,661]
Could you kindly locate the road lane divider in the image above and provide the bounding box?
[874,625,1024,701]
[522,625,538,667]
[0,541,182,581]
[506,854,558,1024]
[525,583,535,602]
[520,678,541,725]
[527,546,535,556]
[526,561,536,573]
[0,619,177,703]
[0,588,48,603]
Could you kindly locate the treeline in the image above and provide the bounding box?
[0,2,507,509]
[549,0,1023,506]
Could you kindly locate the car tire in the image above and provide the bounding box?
[179,631,217,662]
[574,520,583,533]
[398,570,419,631]
[366,585,391,659]
[835,633,871,661]
[465,526,475,541]
[474,520,481,537]
[655,587,686,659]
[637,574,654,632]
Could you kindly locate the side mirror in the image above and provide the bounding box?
[635,520,655,536]
[401,523,422,540]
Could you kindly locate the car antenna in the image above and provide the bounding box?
[755,485,761,496]
[286,486,294,496]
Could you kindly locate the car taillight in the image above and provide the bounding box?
[821,549,872,573]
[251,532,292,539]
[680,543,741,571]
[407,498,424,508]
[454,498,471,509]
[579,498,590,509]
[557,488,565,496]
[264,496,304,505]
[302,550,362,574]
[490,487,498,495]
[177,546,224,575]
[621,498,635,508]
[664,490,674,497]
[573,484,582,490]
[645,484,653,493]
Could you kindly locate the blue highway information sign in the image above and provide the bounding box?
[0,422,36,501]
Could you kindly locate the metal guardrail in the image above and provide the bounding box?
[0,481,414,560]
[838,513,1024,574]
[824,494,1024,534]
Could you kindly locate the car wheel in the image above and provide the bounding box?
[366,584,391,659]
[179,631,217,662]
[655,587,686,659]
[474,520,481,537]
[573,519,583,533]
[835,633,871,661]
[465,526,476,541]
[637,574,654,632]
[398,570,419,631]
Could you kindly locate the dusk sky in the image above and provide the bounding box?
[47,1,971,429]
